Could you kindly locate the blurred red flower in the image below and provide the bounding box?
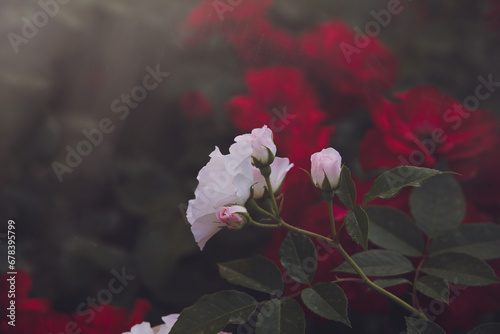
[180,90,212,119]
[182,0,293,65]
[0,270,150,334]
[72,299,151,334]
[297,21,398,111]
[227,66,334,162]
[359,85,499,179]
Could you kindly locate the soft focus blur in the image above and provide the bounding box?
[0,0,499,333]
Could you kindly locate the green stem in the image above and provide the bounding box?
[326,200,428,321]
[249,195,428,320]
[335,245,428,320]
[412,238,431,311]
[264,174,280,215]
[252,202,279,221]
[327,200,337,239]
[250,220,280,229]
[279,219,334,245]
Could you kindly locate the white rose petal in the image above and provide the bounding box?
[187,142,253,250]
[159,314,231,334]
[252,157,294,199]
[234,125,276,165]
[122,322,155,334]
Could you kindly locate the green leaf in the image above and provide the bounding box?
[345,205,369,251]
[373,277,411,289]
[405,317,446,334]
[218,256,283,295]
[467,323,500,334]
[415,276,449,303]
[256,298,305,334]
[409,174,465,237]
[363,167,447,205]
[170,290,257,334]
[365,206,424,257]
[420,252,500,286]
[429,223,500,260]
[335,166,356,210]
[334,250,414,276]
[300,282,351,327]
[279,232,317,285]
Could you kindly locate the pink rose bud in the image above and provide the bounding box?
[216,205,248,230]
[311,148,342,191]
[234,125,276,167]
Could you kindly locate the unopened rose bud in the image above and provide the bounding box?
[311,148,342,192]
[216,205,248,230]
[234,125,276,167]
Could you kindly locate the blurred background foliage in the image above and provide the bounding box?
[0,0,499,332]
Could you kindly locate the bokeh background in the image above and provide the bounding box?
[0,0,499,333]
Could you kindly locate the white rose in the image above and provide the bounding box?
[155,314,231,334]
[234,125,276,166]
[252,157,294,199]
[186,142,254,250]
[311,148,342,191]
[123,315,231,334]
[123,322,156,334]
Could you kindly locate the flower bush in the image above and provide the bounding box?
[2,1,499,334]
[153,126,500,334]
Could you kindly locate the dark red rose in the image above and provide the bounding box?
[183,0,271,30]
[72,298,151,334]
[0,270,150,334]
[1,270,69,334]
[359,85,499,179]
[227,66,334,162]
[297,21,397,112]
[182,0,293,65]
[225,18,295,66]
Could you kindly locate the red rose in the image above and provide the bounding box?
[72,299,151,334]
[0,270,150,334]
[359,85,499,179]
[297,21,397,112]
[182,0,293,65]
[227,66,334,162]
